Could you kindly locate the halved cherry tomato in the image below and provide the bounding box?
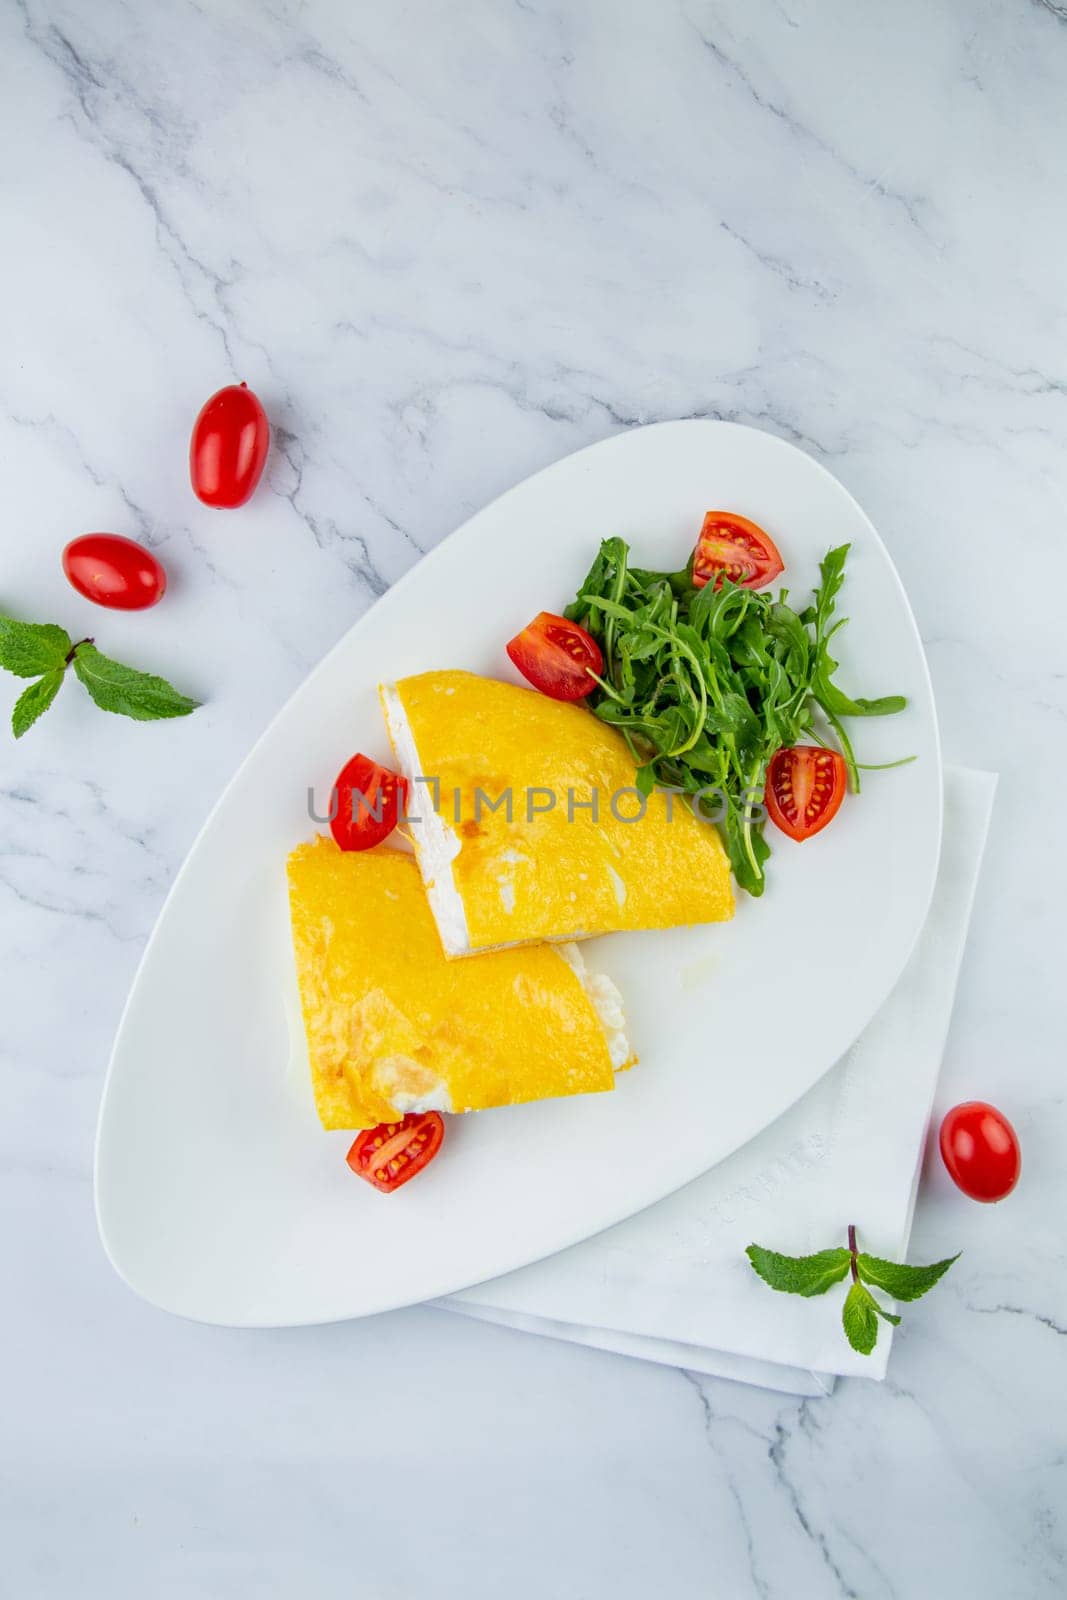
[347,1112,445,1193]
[62,533,167,610]
[692,512,784,591]
[765,746,847,841]
[190,382,270,508]
[939,1102,1021,1203]
[506,611,603,701]
[330,753,408,851]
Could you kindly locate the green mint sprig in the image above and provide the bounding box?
[0,615,200,738]
[746,1224,959,1356]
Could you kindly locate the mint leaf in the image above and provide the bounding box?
[745,1244,851,1297]
[72,644,199,722]
[12,668,65,738]
[0,617,71,678]
[842,1282,884,1354]
[748,1226,952,1356]
[856,1252,960,1303]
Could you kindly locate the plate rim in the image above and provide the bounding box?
[94,419,943,1325]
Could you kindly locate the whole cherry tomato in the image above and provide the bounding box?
[939,1101,1021,1203]
[189,382,270,508]
[62,533,167,610]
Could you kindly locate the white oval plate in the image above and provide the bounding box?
[96,421,941,1325]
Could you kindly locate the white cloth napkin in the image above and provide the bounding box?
[437,768,996,1394]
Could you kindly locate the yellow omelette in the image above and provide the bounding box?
[287,836,630,1130]
[380,670,734,956]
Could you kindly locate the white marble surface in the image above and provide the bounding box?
[2,0,1065,1594]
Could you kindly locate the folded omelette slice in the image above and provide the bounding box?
[380,669,734,957]
[287,836,631,1130]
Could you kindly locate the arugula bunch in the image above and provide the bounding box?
[0,616,199,738]
[565,540,906,895]
[747,1226,959,1355]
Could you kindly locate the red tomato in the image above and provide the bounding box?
[62,533,167,610]
[693,511,784,591]
[939,1102,1021,1203]
[330,753,408,851]
[506,611,604,701]
[765,745,847,841]
[347,1112,445,1193]
[189,382,270,508]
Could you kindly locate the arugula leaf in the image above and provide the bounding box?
[806,546,904,746]
[808,544,850,639]
[763,599,810,659]
[856,1252,960,1302]
[72,644,200,721]
[813,673,907,720]
[745,1245,851,1297]
[724,800,771,898]
[0,617,71,678]
[12,668,65,738]
[565,536,630,642]
[567,537,907,894]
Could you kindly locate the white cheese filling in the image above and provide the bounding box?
[370,1059,454,1116]
[557,942,632,1072]
[381,681,597,957]
[380,681,471,956]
